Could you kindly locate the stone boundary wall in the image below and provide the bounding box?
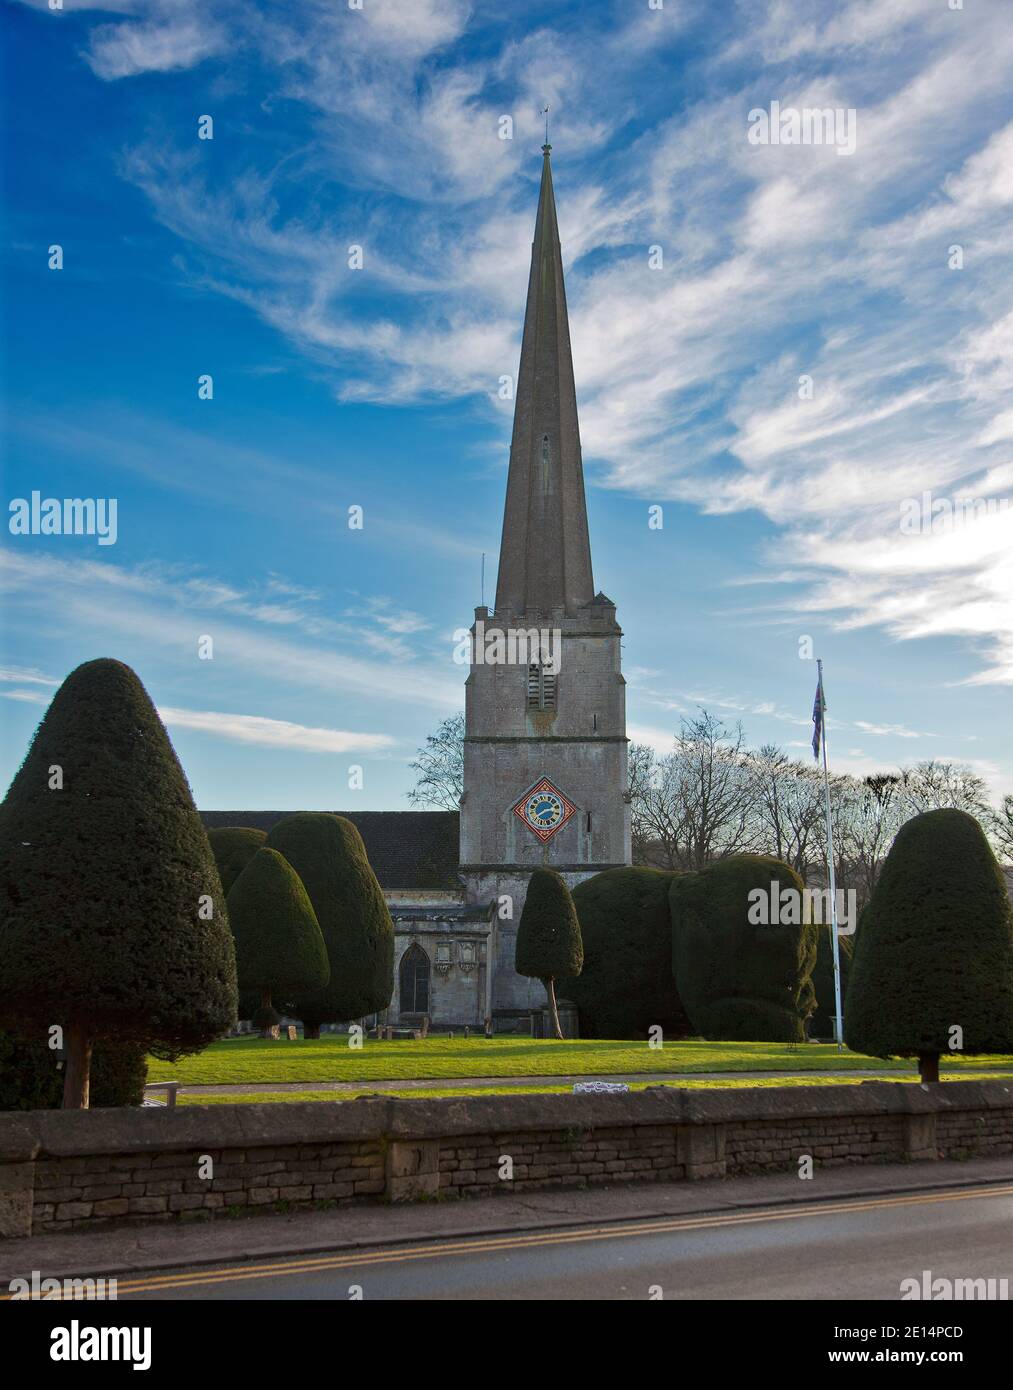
[1,1080,1011,1239]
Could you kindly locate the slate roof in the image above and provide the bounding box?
[199,810,460,891]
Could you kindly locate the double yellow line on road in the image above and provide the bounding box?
[12,1182,1011,1299]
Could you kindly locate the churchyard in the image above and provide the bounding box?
[147,1034,1013,1092]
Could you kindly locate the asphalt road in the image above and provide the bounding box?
[111,1182,1013,1301]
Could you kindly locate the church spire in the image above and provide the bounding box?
[494,145,595,618]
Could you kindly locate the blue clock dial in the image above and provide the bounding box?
[526,793,563,827]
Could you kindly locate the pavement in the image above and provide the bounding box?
[3,1155,1011,1287]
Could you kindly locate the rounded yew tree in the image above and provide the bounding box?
[515,868,583,1039]
[670,855,817,1041]
[208,827,267,896]
[227,847,329,1036]
[0,658,238,1107]
[844,809,1013,1082]
[569,867,692,1039]
[266,813,394,1035]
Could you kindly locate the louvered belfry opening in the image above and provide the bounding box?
[527,661,556,711]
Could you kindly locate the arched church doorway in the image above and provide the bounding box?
[399,942,430,1018]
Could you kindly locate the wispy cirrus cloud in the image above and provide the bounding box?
[11,0,1013,718]
[0,667,392,752]
[0,549,461,711]
[157,707,394,754]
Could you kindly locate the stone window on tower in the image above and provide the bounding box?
[541,434,550,493]
[527,662,556,710]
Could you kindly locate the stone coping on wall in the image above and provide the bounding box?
[2,1078,1010,1160]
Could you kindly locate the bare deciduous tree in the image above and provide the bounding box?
[992,794,1013,865]
[744,744,827,880]
[407,712,465,811]
[897,760,991,818]
[631,712,756,870]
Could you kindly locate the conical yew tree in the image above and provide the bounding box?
[227,847,329,1037]
[208,826,267,895]
[266,813,393,1036]
[515,868,583,1039]
[844,809,1013,1082]
[0,659,238,1107]
[208,827,270,1024]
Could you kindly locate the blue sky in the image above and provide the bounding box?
[2,0,1012,812]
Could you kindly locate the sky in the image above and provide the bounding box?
[2,0,1012,813]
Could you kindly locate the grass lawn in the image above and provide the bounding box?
[147,1036,1013,1088]
[176,1072,1007,1105]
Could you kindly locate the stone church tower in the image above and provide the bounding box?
[460,145,632,1018]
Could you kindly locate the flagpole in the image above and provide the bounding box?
[817,659,845,1051]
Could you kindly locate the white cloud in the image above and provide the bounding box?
[0,550,463,712]
[25,0,1013,702]
[853,720,937,740]
[0,666,60,687]
[86,13,225,79]
[157,706,394,754]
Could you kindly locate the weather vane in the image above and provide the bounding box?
[541,104,550,146]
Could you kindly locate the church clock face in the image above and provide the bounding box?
[512,777,576,843]
[525,790,564,831]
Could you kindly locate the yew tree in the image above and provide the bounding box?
[844,809,1013,1082]
[515,868,583,1039]
[226,847,329,1036]
[266,813,394,1036]
[208,826,267,895]
[0,659,238,1107]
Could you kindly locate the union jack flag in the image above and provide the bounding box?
[812,678,825,761]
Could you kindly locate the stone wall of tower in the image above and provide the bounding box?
[460,602,632,1014]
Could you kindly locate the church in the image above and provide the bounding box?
[203,145,632,1030]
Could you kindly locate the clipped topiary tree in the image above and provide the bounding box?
[515,868,583,1039]
[0,658,238,1108]
[0,1030,148,1111]
[844,809,1013,1083]
[671,855,817,1041]
[208,826,268,895]
[266,813,394,1036]
[0,1029,57,1111]
[209,826,270,1023]
[226,847,329,1038]
[569,867,692,1040]
[89,1040,149,1107]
